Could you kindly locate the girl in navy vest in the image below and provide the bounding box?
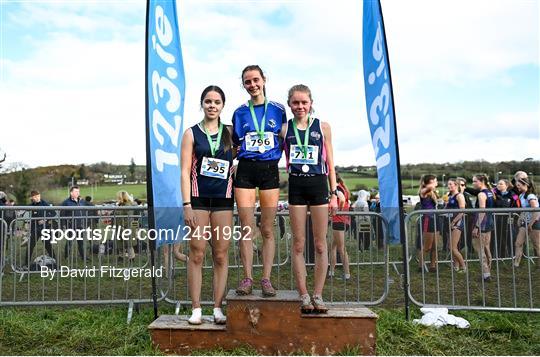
[471,174,495,282]
[418,174,440,272]
[513,177,540,267]
[282,84,339,313]
[445,178,466,272]
[232,65,287,297]
[181,86,234,325]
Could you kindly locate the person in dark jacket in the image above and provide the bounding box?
[25,190,56,268]
[457,177,475,252]
[0,192,7,272]
[60,186,87,260]
[492,179,520,257]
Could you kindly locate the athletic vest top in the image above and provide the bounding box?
[446,193,461,209]
[333,182,351,224]
[284,118,328,176]
[190,123,234,198]
[519,192,538,223]
[419,195,436,210]
[474,188,495,229]
[232,100,287,161]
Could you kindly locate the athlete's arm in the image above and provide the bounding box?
[420,184,435,197]
[180,128,197,228]
[452,193,466,226]
[529,195,539,229]
[473,192,487,235]
[279,122,287,140]
[322,121,338,214]
[226,126,238,158]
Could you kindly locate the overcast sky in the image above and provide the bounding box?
[1,0,538,169]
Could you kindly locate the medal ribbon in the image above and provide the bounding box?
[248,99,268,140]
[292,115,311,159]
[203,121,223,157]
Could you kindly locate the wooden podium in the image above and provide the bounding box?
[149,290,377,355]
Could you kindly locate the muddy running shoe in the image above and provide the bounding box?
[312,295,328,314]
[236,277,253,295]
[213,307,226,325]
[300,294,314,313]
[261,278,277,297]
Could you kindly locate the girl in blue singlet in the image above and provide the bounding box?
[445,178,467,272]
[513,177,540,267]
[471,174,495,282]
[181,86,234,325]
[418,174,440,272]
[281,84,339,313]
[232,65,287,297]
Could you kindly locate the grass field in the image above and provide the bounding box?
[1,215,540,355]
[40,174,420,204]
[42,184,148,205]
[0,305,539,355]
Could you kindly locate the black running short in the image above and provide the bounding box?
[288,174,329,206]
[234,160,280,190]
[332,222,349,231]
[191,197,234,212]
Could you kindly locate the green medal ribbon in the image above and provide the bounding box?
[248,99,268,140]
[292,115,311,159]
[203,122,223,157]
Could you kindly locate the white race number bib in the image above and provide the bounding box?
[289,144,318,165]
[200,157,229,179]
[245,132,274,153]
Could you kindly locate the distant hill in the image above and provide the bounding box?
[0,160,537,204]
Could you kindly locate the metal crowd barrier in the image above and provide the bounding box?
[161,211,390,309]
[0,206,391,319]
[0,206,158,322]
[405,207,540,312]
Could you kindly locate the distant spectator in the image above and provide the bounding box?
[60,186,86,260]
[513,177,539,267]
[511,171,528,197]
[352,190,370,212]
[0,191,7,271]
[417,175,440,273]
[116,190,136,260]
[26,190,56,268]
[84,195,99,229]
[493,179,520,257]
[329,172,351,280]
[471,174,495,282]
[445,179,466,272]
[457,177,474,251]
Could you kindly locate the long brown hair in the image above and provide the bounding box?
[200,85,232,152]
[335,172,350,197]
[418,174,438,202]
